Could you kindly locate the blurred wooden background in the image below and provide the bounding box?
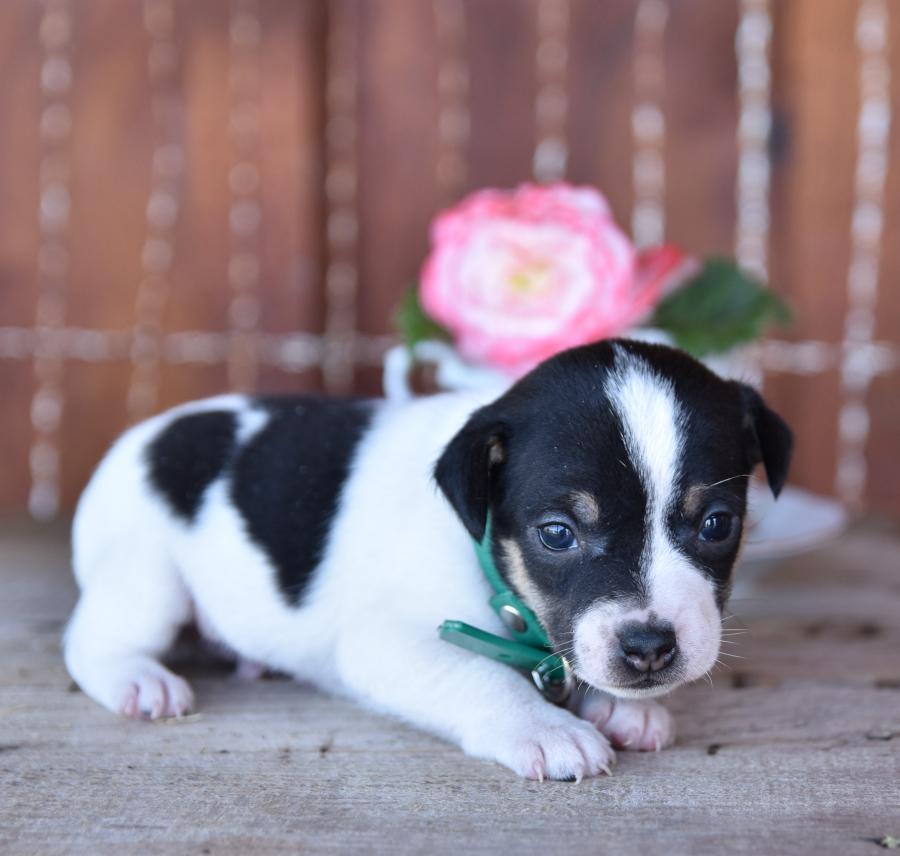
[0,0,898,519]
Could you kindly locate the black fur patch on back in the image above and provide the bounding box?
[230,396,374,606]
[146,410,238,522]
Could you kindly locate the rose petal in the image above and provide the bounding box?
[633,245,701,312]
[419,183,683,377]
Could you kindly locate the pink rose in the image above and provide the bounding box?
[420,183,695,376]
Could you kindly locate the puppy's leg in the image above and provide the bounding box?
[64,546,194,720]
[576,690,675,752]
[338,637,615,781]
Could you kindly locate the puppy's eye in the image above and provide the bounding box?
[538,523,577,551]
[699,512,735,543]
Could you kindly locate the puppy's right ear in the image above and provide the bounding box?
[738,384,794,498]
[434,407,507,543]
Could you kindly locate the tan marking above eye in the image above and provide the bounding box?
[682,485,707,517]
[569,490,600,525]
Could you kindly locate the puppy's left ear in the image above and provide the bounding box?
[738,384,793,497]
[434,407,507,542]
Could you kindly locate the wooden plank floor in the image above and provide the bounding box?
[1,518,899,855]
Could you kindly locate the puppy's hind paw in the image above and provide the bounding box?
[233,657,268,681]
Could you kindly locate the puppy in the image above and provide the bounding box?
[64,339,791,780]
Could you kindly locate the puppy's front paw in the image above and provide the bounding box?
[578,693,675,752]
[464,705,616,781]
[119,668,194,720]
[68,648,195,720]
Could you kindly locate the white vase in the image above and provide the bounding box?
[382,329,763,402]
[382,340,510,403]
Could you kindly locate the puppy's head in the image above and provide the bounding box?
[435,339,792,698]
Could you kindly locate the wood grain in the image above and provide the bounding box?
[769,0,859,345]
[764,0,859,501]
[665,0,740,256]
[0,1,42,329]
[467,0,537,189]
[0,520,898,854]
[0,0,898,518]
[566,0,636,224]
[866,374,900,518]
[866,1,900,518]
[763,369,844,498]
[357,0,440,334]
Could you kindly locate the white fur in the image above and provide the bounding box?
[572,349,721,696]
[64,390,615,780]
[64,356,725,778]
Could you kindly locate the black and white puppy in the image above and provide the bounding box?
[64,339,791,781]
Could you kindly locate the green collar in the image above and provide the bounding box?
[438,517,574,704]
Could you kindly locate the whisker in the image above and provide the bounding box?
[717,651,746,660]
[552,643,577,657]
[702,473,752,489]
[536,643,578,671]
[537,653,568,670]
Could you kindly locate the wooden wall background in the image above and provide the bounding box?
[0,0,898,519]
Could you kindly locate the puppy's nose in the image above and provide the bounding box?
[618,623,677,673]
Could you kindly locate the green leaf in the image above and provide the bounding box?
[393,285,452,351]
[649,258,791,357]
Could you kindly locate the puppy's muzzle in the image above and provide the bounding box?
[617,621,678,674]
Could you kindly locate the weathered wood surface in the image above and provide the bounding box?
[1,519,899,855]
